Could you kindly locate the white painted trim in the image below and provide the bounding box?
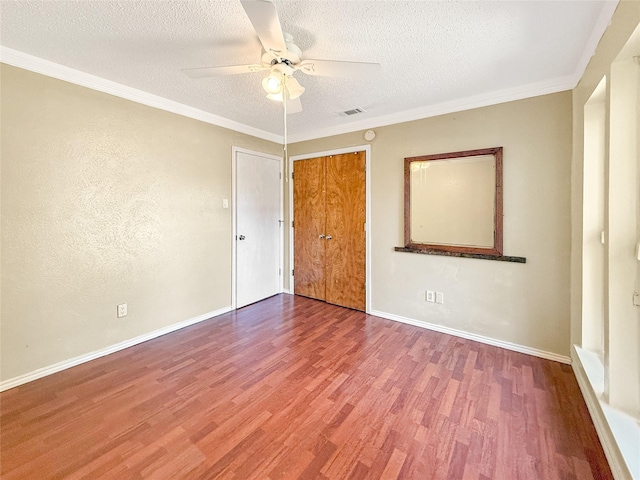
[289,145,372,313]
[232,148,239,310]
[369,309,572,364]
[232,147,284,309]
[0,47,281,144]
[279,155,285,295]
[364,146,372,314]
[572,346,639,480]
[288,156,294,294]
[0,306,233,393]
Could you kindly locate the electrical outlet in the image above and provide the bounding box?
[426,291,435,303]
[117,303,128,318]
[436,292,444,304]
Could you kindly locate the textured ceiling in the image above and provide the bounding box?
[0,0,617,142]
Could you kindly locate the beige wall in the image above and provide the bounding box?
[0,64,280,381]
[0,55,578,381]
[290,92,572,356]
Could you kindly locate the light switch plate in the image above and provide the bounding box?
[426,291,435,303]
[436,292,444,304]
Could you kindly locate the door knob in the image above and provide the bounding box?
[326,235,332,240]
[319,234,325,239]
[238,235,246,240]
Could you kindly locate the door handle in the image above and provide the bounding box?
[326,235,332,240]
[238,235,246,240]
[319,234,325,239]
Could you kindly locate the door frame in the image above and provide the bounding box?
[232,146,284,309]
[288,145,372,313]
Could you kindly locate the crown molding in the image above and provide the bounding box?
[0,46,282,144]
[2,0,617,148]
[1,44,578,147]
[287,74,576,143]
[573,0,620,90]
[287,1,620,144]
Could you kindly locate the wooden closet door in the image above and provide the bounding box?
[293,156,326,300]
[325,152,366,311]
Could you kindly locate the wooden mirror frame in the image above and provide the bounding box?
[404,147,503,256]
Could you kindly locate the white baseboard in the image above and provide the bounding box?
[282,289,292,294]
[369,309,571,364]
[0,306,233,392]
[572,346,638,480]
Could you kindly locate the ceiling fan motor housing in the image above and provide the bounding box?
[271,60,295,76]
[261,35,302,66]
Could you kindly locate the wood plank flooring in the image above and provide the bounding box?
[0,294,612,479]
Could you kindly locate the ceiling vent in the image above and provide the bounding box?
[342,107,365,116]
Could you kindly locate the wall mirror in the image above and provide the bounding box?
[404,147,503,256]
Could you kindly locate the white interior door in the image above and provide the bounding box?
[235,150,282,308]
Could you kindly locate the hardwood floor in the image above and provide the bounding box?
[1,294,611,479]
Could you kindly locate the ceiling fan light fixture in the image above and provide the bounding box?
[262,72,283,95]
[266,92,283,101]
[285,76,305,100]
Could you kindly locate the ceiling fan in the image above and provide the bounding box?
[182,0,381,114]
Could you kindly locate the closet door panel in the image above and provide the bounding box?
[293,157,326,300]
[325,152,366,310]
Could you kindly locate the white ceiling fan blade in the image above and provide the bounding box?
[183,64,266,78]
[297,59,381,79]
[240,0,287,58]
[285,95,302,114]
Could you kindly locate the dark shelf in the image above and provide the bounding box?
[394,247,526,263]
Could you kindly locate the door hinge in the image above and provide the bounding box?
[291,172,294,179]
[292,221,294,228]
[279,172,282,180]
[279,268,282,275]
[292,269,294,276]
